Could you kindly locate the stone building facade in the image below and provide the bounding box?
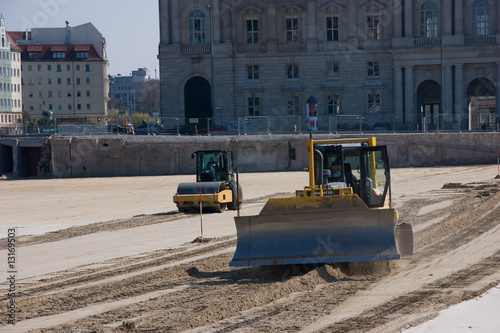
[158,0,500,131]
[0,16,22,131]
[11,22,109,125]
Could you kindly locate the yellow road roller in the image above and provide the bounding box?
[230,137,412,266]
[173,150,242,213]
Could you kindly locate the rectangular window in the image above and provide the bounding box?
[86,78,91,84]
[48,91,53,98]
[367,15,380,40]
[86,104,91,110]
[368,93,380,113]
[52,52,66,59]
[47,78,52,85]
[28,65,33,71]
[67,64,71,71]
[76,65,80,71]
[77,91,81,97]
[248,97,260,116]
[246,19,259,44]
[367,62,379,77]
[327,62,339,78]
[287,96,300,115]
[328,95,340,114]
[190,14,206,44]
[287,64,299,79]
[67,78,71,85]
[57,64,62,72]
[77,104,81,110]
[326,17,339,42]
[247,65,259,80]
[76,78,81,85]
[286,18,299,43]
[75,51,89,59]
[28,52,42,59]
[68,104,72,110]
[85,64,90,72]
[86,91,91,97]
[37,65,42,71]
[47,65,51,71]
[57,78,62,85]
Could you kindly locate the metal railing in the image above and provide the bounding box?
[2,113,499,136]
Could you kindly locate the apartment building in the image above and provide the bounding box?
[158,0,500,131]
[12,22,109,125]
[0,16,22,131]
[109,68,152,113]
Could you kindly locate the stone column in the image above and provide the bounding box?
[404,0,413,37]
[455,0,464,36]
[444,65,453,116]
[306,1,317,51]
[159,0,170,44]
[267,2,277,53]
[213,2,221,43]
[393,0,403,38]
[404,66,415,127]
[443,0,452,36]
[454,64,465,127]
[394,66,404,125]
[172,0,180,44]
[497,64,500,127]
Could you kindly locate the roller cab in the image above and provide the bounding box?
[174,150,242,213]
[230,137,412,267]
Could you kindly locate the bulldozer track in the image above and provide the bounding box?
[1,180,499,332]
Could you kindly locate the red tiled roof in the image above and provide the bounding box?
[74,45,91,51]
[5,31,24,51]
[17,44,104,61]
[27,45,43,51]
[51,45,67,52]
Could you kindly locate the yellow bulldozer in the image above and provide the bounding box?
[173,150,242,213]
[230,137,412,267]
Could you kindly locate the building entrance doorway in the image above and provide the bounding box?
[417,80,441,130]
[184,76,212,127]
[467,78,496,130]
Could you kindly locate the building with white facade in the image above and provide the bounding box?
[109,68,152,113]
[0,16,22,132]
[11,22,109,125]
[158,0,500,131]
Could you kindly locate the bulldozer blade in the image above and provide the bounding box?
[229,196,400,267]
[395,220,413,258]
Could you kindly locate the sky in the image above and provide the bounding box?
[0,0,160,77]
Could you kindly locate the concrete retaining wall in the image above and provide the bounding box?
[2,133,500,178]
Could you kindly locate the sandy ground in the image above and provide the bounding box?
[1,165,500,332]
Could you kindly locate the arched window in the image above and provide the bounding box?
[189,10,206,45]
[473,0,490,35]
[420,2,438,37]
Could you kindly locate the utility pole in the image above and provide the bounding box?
[440,0,445,123]
[208,3,216,126]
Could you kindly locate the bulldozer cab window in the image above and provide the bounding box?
[359,147,389,208]
[198,152,222,182]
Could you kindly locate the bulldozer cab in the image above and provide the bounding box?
[314,143,390,208]
[194,150,234,182]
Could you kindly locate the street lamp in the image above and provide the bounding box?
[208,3,216,126]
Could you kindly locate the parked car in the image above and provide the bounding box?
[372,122,392,131]
[134,122,164,135]
[165,124,196,135]
[197,125,228,135]
[107,124,125,133]
[352,123,371,131]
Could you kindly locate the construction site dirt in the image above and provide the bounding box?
[1,166,500,332]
